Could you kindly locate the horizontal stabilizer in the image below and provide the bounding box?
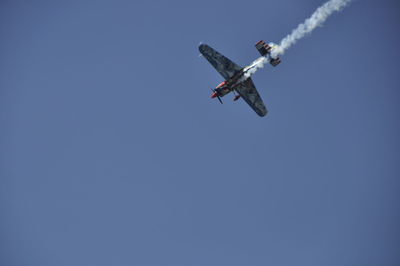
[255,40,271,56]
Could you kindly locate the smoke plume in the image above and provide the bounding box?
[242,56,269,80]
[271,0,352,58]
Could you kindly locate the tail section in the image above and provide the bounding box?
[255,40,281,67]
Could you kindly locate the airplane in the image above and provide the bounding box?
[199,40,281,117]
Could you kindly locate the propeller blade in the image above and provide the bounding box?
[211,88,223,104]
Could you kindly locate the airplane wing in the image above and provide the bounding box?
[234,78,268,117]
[199,44,242,80]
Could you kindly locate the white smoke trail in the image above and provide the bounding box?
[271,0,352,58]
[242,56,269,80]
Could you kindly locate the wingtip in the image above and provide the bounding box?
[258,109,268,117]
[198,43,208,53]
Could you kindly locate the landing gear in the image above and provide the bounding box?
[233,91,241,101]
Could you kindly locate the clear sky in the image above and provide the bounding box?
[1,0,399,265]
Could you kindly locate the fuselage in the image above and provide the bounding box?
[211,69,245,99]
[211,55,268,99]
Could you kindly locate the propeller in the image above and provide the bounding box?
[216,95,223,104]
[211,88,223,104]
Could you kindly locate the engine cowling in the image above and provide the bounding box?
[216,81,226,88]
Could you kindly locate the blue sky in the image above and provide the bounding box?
[1,0,399,265]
